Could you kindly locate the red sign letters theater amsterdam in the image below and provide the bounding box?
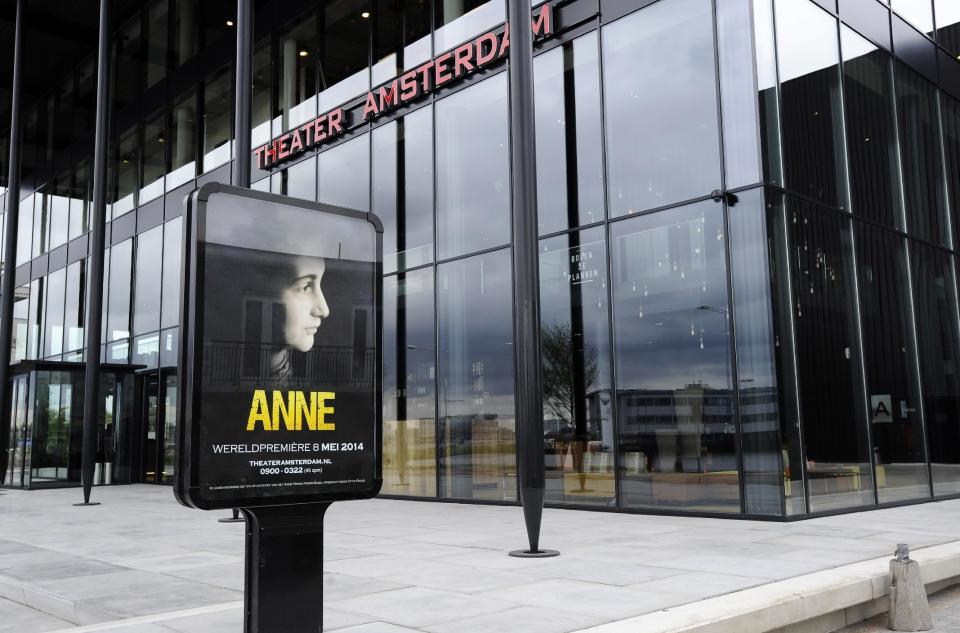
[253,4,554,172]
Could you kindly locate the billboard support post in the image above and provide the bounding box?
[242,503,330,633]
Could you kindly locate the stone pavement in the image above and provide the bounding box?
[831,583,960,632]
[1,485,959,633]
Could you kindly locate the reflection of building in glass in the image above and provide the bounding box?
[4,0,960,520]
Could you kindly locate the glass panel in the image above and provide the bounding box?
[383,269,437,496]
[775,0,847,208]
[114,16,142,109]
[15,195,31,265]
[134,225,163,335]
[32,191,47,257]
[436,74,510,259]
[317,135,370,211]
[611,200,740,513]
[786,197,873,511]
[31,371,80,483]
[203,68,233,171]
[435,0,502,52]
[142,112,167,203]
[729,189,790,516]
[539,227,614,506]
[133,332,161,368]
[912,245,960,496]
[64,261,85,353]
[27,278,43,360]
[160,327,179,366]
[892,0,933,34]
[112,126,139,218]
[49,174,70,250]
[163,372,177,480]
[168,91,197,190]
[252,39,272,147]
[373,106,434,273]
[161,218,183,329]
[603,0,722,217]
[107,240,133,342]
[371,0,432,84]
[278,17,317,131]
[717,0,763,189]
[438,249,516,501]
[855,224,928,502]
[946,97,960,251]
[895,63,949,246]
[937,0,960,57]
[43,270,66,358]
[174,0,200,65]
[284,157,316,200]
[11,284,29,362]
[145,0,169,88]
[534,32,604,235]
[841,27,903,230]
[318,0,371,110]
[69,160,91,239]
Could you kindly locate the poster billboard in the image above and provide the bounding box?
[175,183,382,510]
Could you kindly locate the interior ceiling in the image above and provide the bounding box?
[0,0,148,124]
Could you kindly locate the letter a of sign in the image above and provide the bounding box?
[871,395,893,424]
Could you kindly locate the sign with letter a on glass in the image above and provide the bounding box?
[175,183,383,510]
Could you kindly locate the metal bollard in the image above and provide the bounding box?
[888,544,932,632]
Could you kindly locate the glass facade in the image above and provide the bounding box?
[3,0,960,519]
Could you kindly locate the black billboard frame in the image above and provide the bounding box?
[174,182,384,512]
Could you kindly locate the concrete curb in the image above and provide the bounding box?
[571,541,960,633]
[0,572,121,626]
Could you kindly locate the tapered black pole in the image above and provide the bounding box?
[507,0,556,558]
[219,0,253,524]
[0,0,25,484]
[233,0,252,188]
[77,0,112,506]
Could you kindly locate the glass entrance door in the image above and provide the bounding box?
[141,370,177,483]
[3,375,30,487]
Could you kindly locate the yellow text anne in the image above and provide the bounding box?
[246,390,336,431]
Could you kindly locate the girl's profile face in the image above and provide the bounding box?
[281,257,330,352]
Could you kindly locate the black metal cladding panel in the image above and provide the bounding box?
[893,15,938,83]
[14,264,28,287]
[165,181,194,220]
[557,0,600,30]
[812,0,837,14]
[111,210,136,245]
[600,0,659,23]
[196,163,231,189]
[48,244,67,271]
[30,253,47,279]
[839,0,892,51]
[136,197,164,233]
[67,234,88,264]
[940,51,960,101]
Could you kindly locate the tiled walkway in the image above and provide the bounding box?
[1,485,959,633]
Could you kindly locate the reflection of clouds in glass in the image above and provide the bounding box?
[436,74,510,259]
[892,0,933,33]
[841,25,878,63]
[603,0,721,215]
[612,202,731,392]
[775,0,839,82]
[937,0,960,28]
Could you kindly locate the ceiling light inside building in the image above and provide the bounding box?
[299,50,308,57]
[361,11,370,18]
[226,20,234,27]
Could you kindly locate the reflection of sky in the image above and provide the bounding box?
[436,74,510,259]
[937,0,960,29]
[438,250,515,419]
[892,0,933,33]
[775,0,839,82]
[603,0,721,214]
[611,204,732,392]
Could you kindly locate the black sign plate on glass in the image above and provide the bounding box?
[174,183,382,633]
